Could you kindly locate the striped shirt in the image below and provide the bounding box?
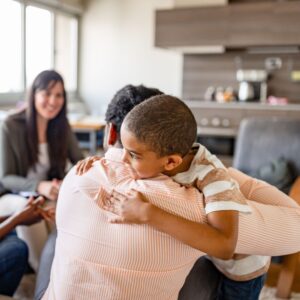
[173,144,268,281]
[43,148,300,299]
[173,143,251,215]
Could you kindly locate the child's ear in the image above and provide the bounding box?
[164,155,183,171]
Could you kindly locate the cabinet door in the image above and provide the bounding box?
[228,2,273,47]
[155,6,229,47]
[272,1,300,46]
[155,1,300,48]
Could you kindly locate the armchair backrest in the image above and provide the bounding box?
[233,118,300,175]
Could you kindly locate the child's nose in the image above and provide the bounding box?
[121,150,130,164]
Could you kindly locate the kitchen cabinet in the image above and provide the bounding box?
[155,1,300,49]
[155,5,229,47]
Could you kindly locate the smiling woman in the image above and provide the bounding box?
[34,81,65,127]
[0,70,83,271]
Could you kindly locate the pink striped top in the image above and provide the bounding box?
[43,148,300,299]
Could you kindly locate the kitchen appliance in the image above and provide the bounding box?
[236,69,268,102]
[238,81,254,102]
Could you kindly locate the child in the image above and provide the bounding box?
[105,94,268,299]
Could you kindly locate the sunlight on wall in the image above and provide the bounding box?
[80,0,182,115]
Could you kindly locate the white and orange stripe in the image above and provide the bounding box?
[173,144,274,281]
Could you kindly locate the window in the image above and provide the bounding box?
[0,0,22,93]
[26,6,53,86]
[55,13,78,92]
[0,0,79,103]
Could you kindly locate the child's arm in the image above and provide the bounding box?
[106,190,238,259]
[206,211,238,258]
[106,177,300,257]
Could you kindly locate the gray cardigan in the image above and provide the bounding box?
[0,110,83,192]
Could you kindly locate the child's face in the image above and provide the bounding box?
[120,125,168,179]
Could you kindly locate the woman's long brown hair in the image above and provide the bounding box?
[26,70,69,180]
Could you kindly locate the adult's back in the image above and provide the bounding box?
[44,148,204,300]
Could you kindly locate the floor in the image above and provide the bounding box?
[14,274,35,300]
[260,286,300,300]
[263,258,300,299]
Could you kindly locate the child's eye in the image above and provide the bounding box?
[129,152,139,160]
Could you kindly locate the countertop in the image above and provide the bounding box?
[184,101,300,111]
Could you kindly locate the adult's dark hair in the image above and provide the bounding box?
[105,85,163,142]
[26,70,69,179]
[123,95,197,157]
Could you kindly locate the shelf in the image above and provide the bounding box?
[197,126,237,137]
[185,101,300,111]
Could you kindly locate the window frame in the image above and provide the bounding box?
[0,0,81,106]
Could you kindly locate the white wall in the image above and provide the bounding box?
[79,0,182,115]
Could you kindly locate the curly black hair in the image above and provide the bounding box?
[105,85,163,141]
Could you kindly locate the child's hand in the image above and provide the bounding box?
[104,189,151,224]
[76,156,101,175]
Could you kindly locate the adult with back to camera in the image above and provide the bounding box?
[0,70,83,271]
[35,85,221,300]
[39,85,300,300]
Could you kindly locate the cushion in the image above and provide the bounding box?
[250,157,296,195]
[0,181,9,197]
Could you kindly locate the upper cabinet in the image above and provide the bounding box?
[155,1,300,49]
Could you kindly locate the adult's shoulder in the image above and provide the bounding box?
[2,110,27,142]
[3,109,26,128]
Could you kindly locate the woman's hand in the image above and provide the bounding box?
[104,190,152,224]
[76,156,101,175]
[37,179,61,201]
[38,205,56,223]
[0,196,47,238]
[14,196,45,226]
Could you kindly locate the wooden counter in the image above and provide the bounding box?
[70,116,106,154]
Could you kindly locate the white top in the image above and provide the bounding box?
[27,143,50,181]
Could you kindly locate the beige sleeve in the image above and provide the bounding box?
[228,167,300,255]
[228,167,298,208]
